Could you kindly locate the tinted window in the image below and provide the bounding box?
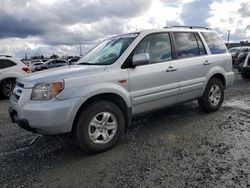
[0,59,16,69]
[201,32,227,54]
[173,32,200,58]
[134,33,172,64]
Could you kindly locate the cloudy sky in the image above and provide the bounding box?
[1,0,250,58]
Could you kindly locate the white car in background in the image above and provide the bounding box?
[0,55,31,98]
[26,60,44,72]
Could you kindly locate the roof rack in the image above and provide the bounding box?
[0,55,12,58]
[164,26,211,30]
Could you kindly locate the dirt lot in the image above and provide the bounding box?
[0,71,249,188]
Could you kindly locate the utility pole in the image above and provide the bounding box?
[79,42,83,57]
[227,30,231,45]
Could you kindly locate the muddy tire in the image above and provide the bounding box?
[75,101,125,154]
[0,79,15,99]
[198,78,224,113]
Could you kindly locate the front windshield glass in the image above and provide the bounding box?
[77,33,138,65]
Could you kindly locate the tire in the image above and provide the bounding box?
[198,78,224,113]
[0,79,15,99]
[241,73,250,79]
[75,101,125,153]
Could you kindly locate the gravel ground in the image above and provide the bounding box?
[0,70,249,188]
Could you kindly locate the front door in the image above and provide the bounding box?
[128,32,179,115]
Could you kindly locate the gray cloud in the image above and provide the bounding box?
[239,2,250,17]
[0,0,153,44]
[180,0,213,26]
[0,11,47,38]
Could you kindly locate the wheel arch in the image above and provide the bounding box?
[201,72,226,96]
[0,77,17,85]
[72,93,132,133]
[209,73,226,88]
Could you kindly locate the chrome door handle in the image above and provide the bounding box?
[203,61,212,66]
[166,66,177,72]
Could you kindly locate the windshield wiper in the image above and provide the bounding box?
[77,62,94,65]
[77,62,107,66]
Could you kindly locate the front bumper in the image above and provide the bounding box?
[9,107,37,133]
[9,96,86,135]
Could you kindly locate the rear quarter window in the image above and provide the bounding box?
[0,59,16,69]
[201,32,227,54]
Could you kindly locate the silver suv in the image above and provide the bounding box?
[9,27,234,153]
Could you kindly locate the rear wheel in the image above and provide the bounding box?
[75,101,125,153]
[0,79,15,99]
[198,78,224,113]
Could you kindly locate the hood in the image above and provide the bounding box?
[17,65,106,88]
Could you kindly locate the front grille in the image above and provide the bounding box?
[12,83,24,102]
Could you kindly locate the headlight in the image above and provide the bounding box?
[31,81,64,101]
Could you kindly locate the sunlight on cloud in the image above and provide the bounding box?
[126,0,180,31]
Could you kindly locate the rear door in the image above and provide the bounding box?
[172,32,208,103]
[200,32,229,76]
[128,32,179,114]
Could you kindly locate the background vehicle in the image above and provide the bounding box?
[68,56,80,64]
[0,55,31,98]
[238,52,250,79]
[35,59,69,71]
[26,60,44,72]
[229,46,250,64]
[233,52,248,69]
[9,27,234,153]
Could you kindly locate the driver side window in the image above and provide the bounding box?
[134,33,172,64]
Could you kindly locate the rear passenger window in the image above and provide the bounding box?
[134,33,172,64]
[0,59,16,69]
[201,32,227,54]
[173,32,200,58]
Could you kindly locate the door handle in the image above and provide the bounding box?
[166,66,177,72]
[203,61,212,66]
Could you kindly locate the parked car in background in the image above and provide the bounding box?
[229,46,250,64]
[35,59,69,71]
[26,60,44,72]
[234,52,248,69]
[9,27,234,153]
[68,56,80,64]
[0,55,31,98]
[238,52,250,79]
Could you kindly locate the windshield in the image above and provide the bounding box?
[77,33,138,65]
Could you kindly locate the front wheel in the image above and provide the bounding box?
[75,101,125,153]
[198,78,224,113]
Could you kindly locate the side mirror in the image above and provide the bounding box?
[132,53,150,67]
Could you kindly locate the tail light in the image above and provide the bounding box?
[22,66,32,73]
